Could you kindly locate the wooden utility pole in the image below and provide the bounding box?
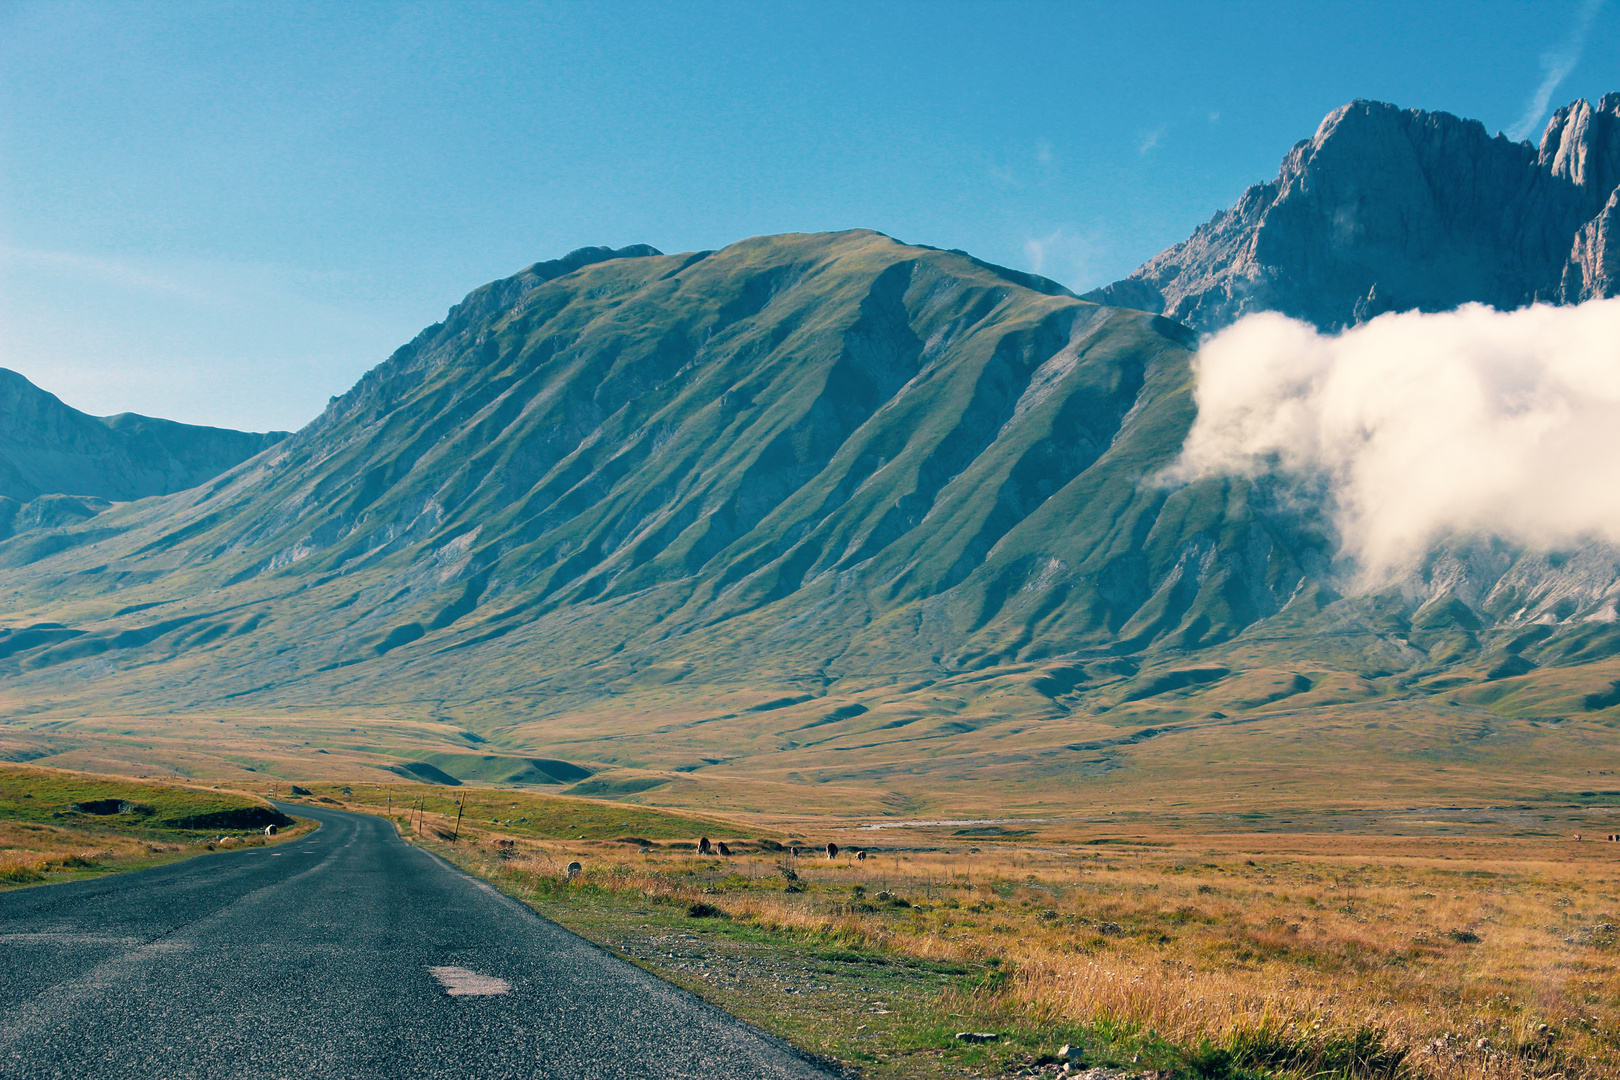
[452,798,465,843]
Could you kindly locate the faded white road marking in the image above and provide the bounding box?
[428,966,510,996]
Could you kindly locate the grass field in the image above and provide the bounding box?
[262,780,1620,1080]
[0,763,313,888]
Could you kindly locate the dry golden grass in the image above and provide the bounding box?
[422,821,1620,1080]
[0,817,290,884]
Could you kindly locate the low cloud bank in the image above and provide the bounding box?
[1171,298,1620,577]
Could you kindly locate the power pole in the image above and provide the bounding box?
[452,798,464,843]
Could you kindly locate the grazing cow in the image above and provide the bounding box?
[717,842,732,856]
[826,842,838,859]
[698,836,713,855]
[855,849,867,861]
[263,824,278,836]
[566,861,582,879]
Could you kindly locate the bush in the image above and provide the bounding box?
[687,901,729,919]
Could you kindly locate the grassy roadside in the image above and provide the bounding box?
[427,838,1617,1080]
[428,837,1109,1080]
[277,780,1620,1080]
[0,762,316,889]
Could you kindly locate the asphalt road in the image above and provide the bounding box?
[0,803,842,1079]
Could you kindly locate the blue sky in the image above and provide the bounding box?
[2,0,1616,431]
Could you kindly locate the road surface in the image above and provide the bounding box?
[0,802,842,1079]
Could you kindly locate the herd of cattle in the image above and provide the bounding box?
[485,834,869,861]
[697,837,865,860]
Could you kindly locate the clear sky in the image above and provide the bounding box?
[2,0,1616,432]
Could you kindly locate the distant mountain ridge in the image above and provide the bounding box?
[1085,94,1620,332]
[0,368,288,515]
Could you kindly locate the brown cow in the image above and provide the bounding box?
[698,836,713,855]
[717,842,732,856]
[855,849,867,861]
[826,842,838,859]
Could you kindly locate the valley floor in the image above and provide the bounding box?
[269,783,1620,1080]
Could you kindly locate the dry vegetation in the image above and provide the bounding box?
[387,803,1620,1080]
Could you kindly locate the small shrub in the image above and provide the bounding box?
[687,901,728,919]
[0,863,44,884]
[1448,928,1482,944]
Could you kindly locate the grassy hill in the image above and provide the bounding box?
[0,231,1614,808]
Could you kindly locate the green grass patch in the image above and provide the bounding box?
[0,763,289,833]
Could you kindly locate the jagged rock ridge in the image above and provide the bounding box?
[1086,94,1620,333]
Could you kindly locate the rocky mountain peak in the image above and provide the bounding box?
[1540,93,1620,194]
[1085,94,1620,333]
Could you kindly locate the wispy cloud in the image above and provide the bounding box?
[1507,0,1604,141]
[1137,125,1166,154]
[0,246,391,430]
[0,245,203,301]
[1022,228,1103,286]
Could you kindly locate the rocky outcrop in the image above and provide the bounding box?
[0,368,288,505]
[1086,94,1620,333]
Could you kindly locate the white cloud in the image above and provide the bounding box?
[1137,126,1165,154]
[1507,0,1603,141]
[1169,299,1620,579]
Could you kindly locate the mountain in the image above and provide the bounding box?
[0,368,289,535]
[1085,94,1620,333]
[0,237,1308,705]
[0,231,1615,802]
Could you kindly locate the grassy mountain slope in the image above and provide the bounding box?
[0,231,1614,804]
